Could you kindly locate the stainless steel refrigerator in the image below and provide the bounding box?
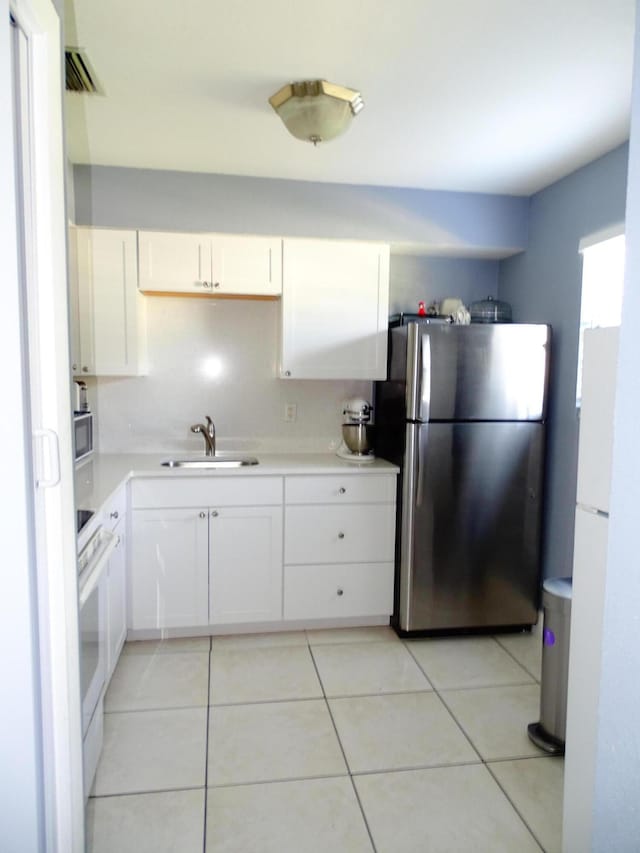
[375,321,550,634]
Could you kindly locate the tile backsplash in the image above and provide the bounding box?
[95,296,371,454]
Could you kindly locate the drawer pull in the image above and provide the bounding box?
[337,588,344,596]
[338,487,346,494]
[338,532,345,539]
[199,511,207,519]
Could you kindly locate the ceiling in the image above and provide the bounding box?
[64,0,636,196]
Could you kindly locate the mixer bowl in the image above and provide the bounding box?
[342,423,375,455]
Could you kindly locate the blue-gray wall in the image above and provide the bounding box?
[73,164,528,258]
[72,164,503,319]
[498,143,629,581]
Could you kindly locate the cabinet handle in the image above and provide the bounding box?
[210,510,218,517]
[110,511,119,520]
[338,532,345,539]
[338,487,346,494]
[199,511,207,519]
[337,588,344,596]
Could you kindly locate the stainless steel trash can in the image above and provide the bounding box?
[527,577,572,755]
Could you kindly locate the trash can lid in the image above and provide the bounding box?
[542,577,572,600]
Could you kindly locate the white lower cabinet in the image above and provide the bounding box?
[131,508,209,630]
[128,471,396,632]
[104,487,128,683]
[209,506,283,624]
[130,477,284,631]
[283,474,396,621]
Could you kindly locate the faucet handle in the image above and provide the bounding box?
[190,423,204,434]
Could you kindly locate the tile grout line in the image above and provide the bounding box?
[492,634,542,683]
[402,640,485,764]
[307,640,379,853]
[484,762,546,853]
[202,634,212,853]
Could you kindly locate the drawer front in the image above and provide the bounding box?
[285,474,396,505]
[131,476,283,508]
[285,504,395,564]
[104,486,127,531]
[284,562,394,620]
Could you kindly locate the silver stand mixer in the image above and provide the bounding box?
[336,397,375,461]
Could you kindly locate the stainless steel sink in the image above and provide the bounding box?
[161,455,259,468]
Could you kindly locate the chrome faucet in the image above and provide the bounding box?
[190,415,216,456]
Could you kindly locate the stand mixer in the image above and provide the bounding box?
[336,397,376,461]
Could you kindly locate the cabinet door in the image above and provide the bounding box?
[281,239,389,379]
[138,231,213,293]
[211,235,282,296]
[68,227,83,375]
[209,506,283,624]
[75,228,145,376]
[106,524,127,682]
[131,508,209,630]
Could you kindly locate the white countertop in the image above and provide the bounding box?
[75,452,399,515]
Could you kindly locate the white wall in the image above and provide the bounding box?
[96,297,371,453]
[95,256,498,454]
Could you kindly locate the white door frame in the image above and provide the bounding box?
[9,0,83,849]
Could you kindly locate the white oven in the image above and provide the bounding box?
[78,524,117,796]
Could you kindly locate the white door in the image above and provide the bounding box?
[209,506,283,623]
[131,509,209,629]
[211,235,282,295]
[7,2,83,849]
[281,238,389,379]
[564,508,609,852]
[75,228,142,375]
[106,526,127,681]
[138,231,212,293]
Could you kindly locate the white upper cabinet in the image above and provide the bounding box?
[70,227,147,376]
[280,238,390,380]
[137,231,282,297]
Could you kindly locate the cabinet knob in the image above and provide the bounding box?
[199,511,207,519]
[82,366,89,373]
[338,532,345,539]
[213,282,220,289]
[337,588,344,596]
[210,510,219,517]
[72,363,77,371]
[110,510,119,520]
[284,370,291,377]
[338,487,346,494]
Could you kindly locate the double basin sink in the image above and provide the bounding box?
[161,454,259,469]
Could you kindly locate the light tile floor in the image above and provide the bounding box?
[87,623,564,852]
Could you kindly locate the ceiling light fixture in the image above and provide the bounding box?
[268,79,364,145]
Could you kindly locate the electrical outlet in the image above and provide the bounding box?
[284,403,297,423]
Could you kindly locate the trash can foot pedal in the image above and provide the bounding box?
[527,721,565,755]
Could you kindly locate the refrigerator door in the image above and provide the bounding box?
[398,421,545,632]
[386,323,550,423]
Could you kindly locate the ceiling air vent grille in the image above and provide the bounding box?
[65,48,101,94]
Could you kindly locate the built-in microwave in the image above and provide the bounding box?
[73,412,94,463]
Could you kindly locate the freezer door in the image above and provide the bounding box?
[576,327,619,514]
[414,324,549,422]
[398,421,544,631]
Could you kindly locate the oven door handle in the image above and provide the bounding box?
[79,530,118,606]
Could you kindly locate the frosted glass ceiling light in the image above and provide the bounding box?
[269,80,364,145]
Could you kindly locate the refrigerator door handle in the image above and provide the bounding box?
[405,323,423,421]
[399,424,420,627]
